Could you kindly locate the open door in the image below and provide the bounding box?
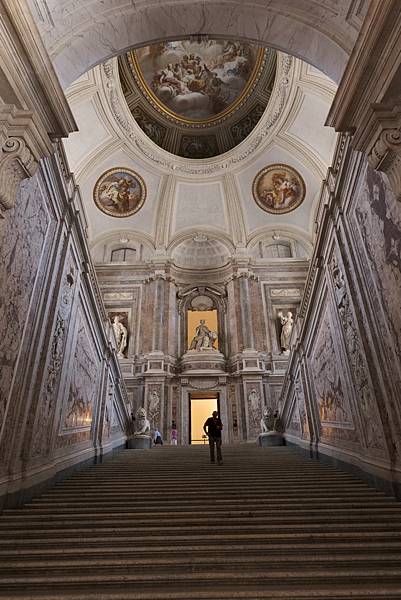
[189,392,219,444]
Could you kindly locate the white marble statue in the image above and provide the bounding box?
[278,311,294,353]
[189,319,217,351]
[134,407,151,436]
[112,315,128,358]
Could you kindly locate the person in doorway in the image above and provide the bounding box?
[171,425,178,445]
[203,410,223,464]
[154,429,163,445]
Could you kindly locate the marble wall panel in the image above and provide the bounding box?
[328,249,387,456]
[287,392,302,436]
[309,297,354,439]
[61,310,100,431]
[145,383,163,431]
[244,382,263,439]
[30,249,79,459]
[351,165,401,409]
[249,279,265,352]
[0,174,52,469]
[141,282,156,355]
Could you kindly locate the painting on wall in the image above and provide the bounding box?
[129,39,264,124]
[93,168,146,218]
[252,164,306,214]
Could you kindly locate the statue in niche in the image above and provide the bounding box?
[277,311,294,353]
[112,315,128,358]
[189,319,217,351]
[134,407,151,436]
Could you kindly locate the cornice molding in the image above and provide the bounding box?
[327,0,401,199]
[0,0,76,217]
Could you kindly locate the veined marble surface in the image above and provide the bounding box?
[27,0,367,87]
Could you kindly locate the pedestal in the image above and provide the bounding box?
[181,349,225,373]
[258,431,284,447]
[127,435,152,449]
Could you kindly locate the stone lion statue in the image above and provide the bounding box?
[261,407,283,433]
[134,407,151,436]
[261,406,274,432]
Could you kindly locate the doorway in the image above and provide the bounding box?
[189,392,219,444]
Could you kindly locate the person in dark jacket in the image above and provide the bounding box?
[203,410,223,464]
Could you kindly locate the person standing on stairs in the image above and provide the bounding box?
[154,429,163,445]
[171,424,178,445]
[203,410,223,464]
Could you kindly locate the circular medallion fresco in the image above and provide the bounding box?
[93,168,146,218]
[129,39,265,125]
[252,164,306,214]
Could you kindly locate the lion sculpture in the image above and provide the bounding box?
[134,407,151,436]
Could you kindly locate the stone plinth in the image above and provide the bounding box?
[259,432,284,447]
[127,435,152,449]
[181,349,225,373]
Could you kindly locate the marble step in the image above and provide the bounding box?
[2,514,401,532]
[3,530,401,550]
[4,505,399,520]
[4,585,401,600]
[1,551,401,570]
[1,567,401,589]
[35,487,383,499]
[3,540,401,558]
[1,445,400,599]
[28,490,388,502]
[2,519,401,540]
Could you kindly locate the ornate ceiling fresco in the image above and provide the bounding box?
[119,39,276,159]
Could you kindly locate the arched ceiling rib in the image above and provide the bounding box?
[27,0,368,87]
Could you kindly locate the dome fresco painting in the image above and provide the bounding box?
[129,39,265,124]
[119,39,277,158]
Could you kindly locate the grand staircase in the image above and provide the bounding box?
[1,444,401,599]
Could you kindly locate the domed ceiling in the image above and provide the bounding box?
[118,39,276,159]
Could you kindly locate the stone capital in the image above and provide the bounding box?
[0,103,51,216]
[367,106,401,200]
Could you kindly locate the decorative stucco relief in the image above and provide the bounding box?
[32,255,78,458]
[146,385,162,430]
[353,165,401,385]
[0,175,49,447]
[111,400,123,433]
[287,392,301,436]
[295,373,309,440]
[330,253,386,453]
[245,384,263,439]
[102,376,114,440]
